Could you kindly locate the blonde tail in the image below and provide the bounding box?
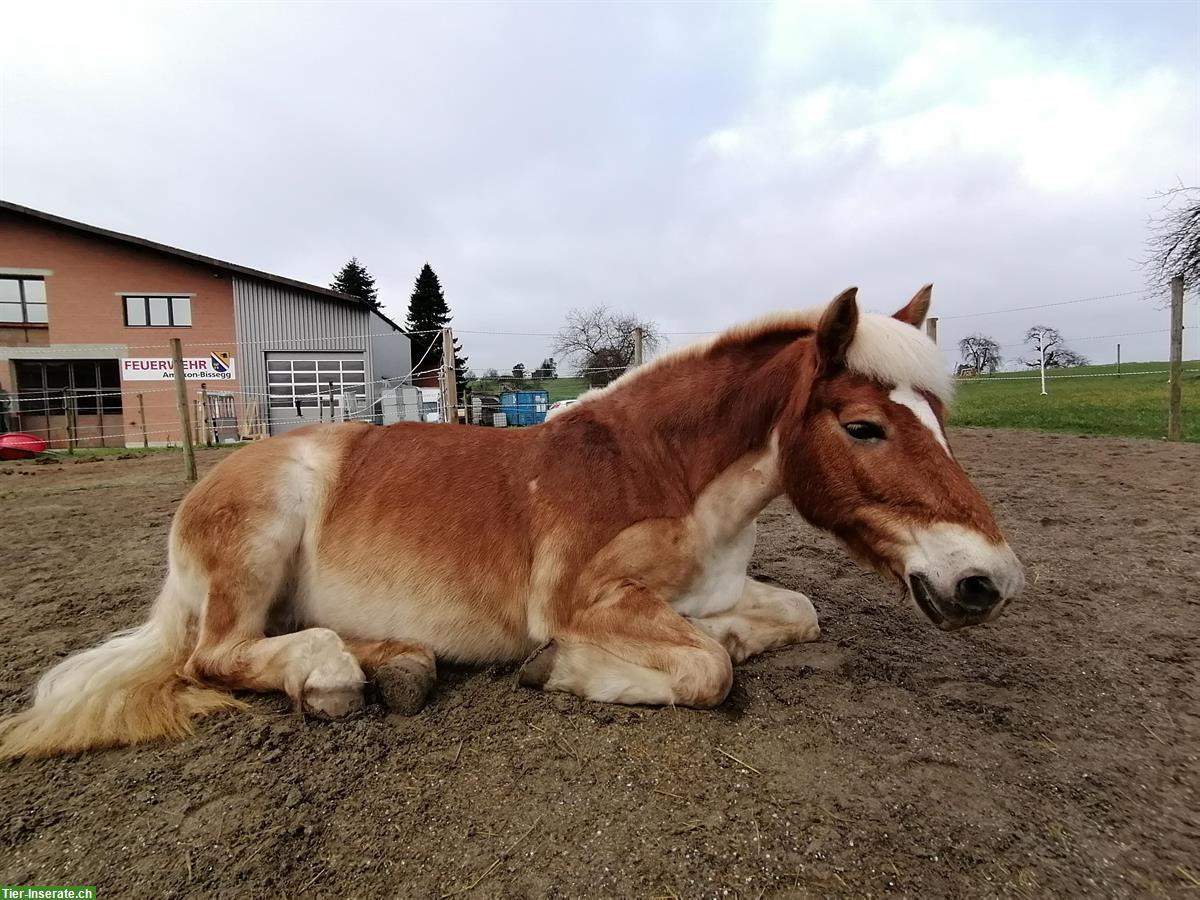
[0,574,241,759]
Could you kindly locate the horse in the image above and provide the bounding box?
[0,285,1024,759]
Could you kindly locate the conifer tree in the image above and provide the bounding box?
[404,263,468,397]
[330,257,379,309]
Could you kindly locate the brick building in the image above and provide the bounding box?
[0,202,412,446]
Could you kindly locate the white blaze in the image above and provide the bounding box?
[888,385,950,454]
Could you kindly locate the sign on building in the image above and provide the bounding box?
[121,352,236,381]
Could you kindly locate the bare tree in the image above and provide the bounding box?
[552,306,664,387]
[957,334,1002,374]
[1143,184,1199,293]
[1023,326,1087,396]
[1022,326,1089,369]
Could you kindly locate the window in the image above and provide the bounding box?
[123,295,191,327]
[0,276,49,325]
[13,359,122,417]
[265,355,367,408]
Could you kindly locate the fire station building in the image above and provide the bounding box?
[0,202,411,446]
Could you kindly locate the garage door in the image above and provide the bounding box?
[265,351,367,434]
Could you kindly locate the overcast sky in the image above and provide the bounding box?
[2,1,1197,372]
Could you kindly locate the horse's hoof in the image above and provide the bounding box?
[303,684,364,719]
[375,659,433,716]
[517,641,557,689]
[302,651,366,718]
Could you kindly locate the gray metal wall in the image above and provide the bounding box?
[370,325,413,382]
[232,277,411,424]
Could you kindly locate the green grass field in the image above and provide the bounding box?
[949,360,1198,442]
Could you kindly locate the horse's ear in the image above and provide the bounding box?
[816,287,859,370]
[893,283,932,328]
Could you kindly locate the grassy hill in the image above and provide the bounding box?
[949,360,1199,442]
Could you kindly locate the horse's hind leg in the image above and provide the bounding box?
[689,577,820,664]
[175,432,369,717]
[190,627,366,717]
[182,552,366,717]
[343,639,437,716]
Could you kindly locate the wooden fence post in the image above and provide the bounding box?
[170,338,198,483]
[1168,275,1184,441]
[138,393,148,448]
[926,317,938,345]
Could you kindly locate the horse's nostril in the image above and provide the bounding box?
[955,575,1001,610]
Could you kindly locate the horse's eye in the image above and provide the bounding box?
[844,421,886,441]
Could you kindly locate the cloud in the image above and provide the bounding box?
[703,16,1188,194]
[1,0,1196,372]
[677,4,1197,359]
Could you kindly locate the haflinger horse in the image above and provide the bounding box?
[0,286,1024,759]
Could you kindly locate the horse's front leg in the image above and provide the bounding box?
[689,577,820,664]
[517,583,733,708]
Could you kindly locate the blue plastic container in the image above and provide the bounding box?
[498,389,549,426]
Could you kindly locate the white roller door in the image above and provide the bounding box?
[265,351,367,434]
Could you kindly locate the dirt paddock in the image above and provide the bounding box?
[1,429,1197,899]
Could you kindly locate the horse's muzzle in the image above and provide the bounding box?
[908,572,1009,630]
[898,523,1025,630]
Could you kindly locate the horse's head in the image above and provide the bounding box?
[779,286,1024,630]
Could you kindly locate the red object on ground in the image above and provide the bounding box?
[0,432,47,461]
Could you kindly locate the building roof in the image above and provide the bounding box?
[0,200,406,333]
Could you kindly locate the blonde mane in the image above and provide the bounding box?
[574,306,952,408]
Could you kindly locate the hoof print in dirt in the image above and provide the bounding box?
[375,661,433,716]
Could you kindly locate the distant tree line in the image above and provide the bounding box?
[330,262,663,396]
[498,359,559,381]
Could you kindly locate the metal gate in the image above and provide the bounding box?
[206,391,240,443]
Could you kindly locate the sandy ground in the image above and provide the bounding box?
[0,429,1197,899]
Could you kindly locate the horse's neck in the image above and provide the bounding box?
[599,332,808,506]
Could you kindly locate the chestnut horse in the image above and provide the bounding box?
[0,286,1023,758]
